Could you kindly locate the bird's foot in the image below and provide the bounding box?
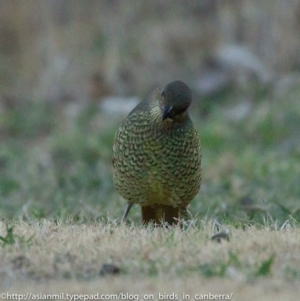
[178,207,196,230]
[121,203,133,223]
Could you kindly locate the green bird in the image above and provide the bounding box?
[112,80,202,225]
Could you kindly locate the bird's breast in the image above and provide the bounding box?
[113,114,201,206]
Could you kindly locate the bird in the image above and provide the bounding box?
[112,80,202,225]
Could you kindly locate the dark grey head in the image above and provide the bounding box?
[160,80,192,120]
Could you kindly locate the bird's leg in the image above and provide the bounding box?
[179,207,194,229]
[121,203,133,223]
[179,207,192,220]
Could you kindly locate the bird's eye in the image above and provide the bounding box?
[161,90,165,97]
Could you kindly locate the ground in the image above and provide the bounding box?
[1,221,300,300]
[0,84,300,300]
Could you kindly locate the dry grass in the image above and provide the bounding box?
[1,220,300,300]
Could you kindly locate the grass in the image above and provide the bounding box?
[1,89,300,224]
[0,220,300,300]
[0,84,300,299]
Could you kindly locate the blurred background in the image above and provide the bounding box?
[0,0,300,224]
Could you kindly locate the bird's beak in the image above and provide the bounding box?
[162,106,173,120]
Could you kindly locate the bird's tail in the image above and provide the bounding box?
[141,205,179,225]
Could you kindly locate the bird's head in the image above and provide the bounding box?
[159,80,192,122]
